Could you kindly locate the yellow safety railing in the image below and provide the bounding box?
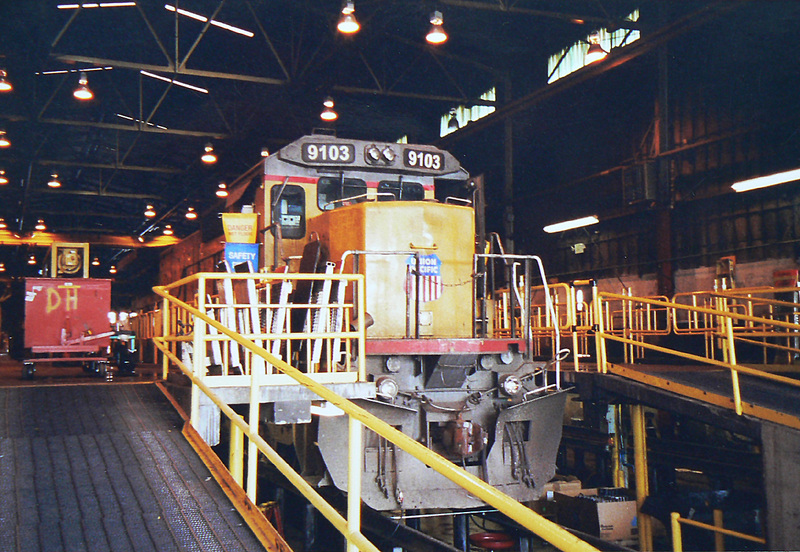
[157,272,364,383]
[670,510,765,551]
[152,271,600,552]
[593,291,800,416]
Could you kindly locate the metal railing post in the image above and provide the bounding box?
[230,416,244,486]
[593,286,608,373]
[346,416,363,552]
[671,512,683,552]
[725,317,743,416]
[190,277,207,426]
[713,509,725,552]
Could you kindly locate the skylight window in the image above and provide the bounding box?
[439,88,496,137]
[547,10,640,84]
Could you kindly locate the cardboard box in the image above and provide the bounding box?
[554,488,638,544]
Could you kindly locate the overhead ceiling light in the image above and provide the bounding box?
[109,265,117,274]
[92,257,100,266]
[0,218,7,229]
[185,207,198,220]
[73,71,94,100]
[731,167,800,193]
[426,11,448,44]
[337,1,360,34]
[201,143,217,164]
[144,204,156,218]
[47,173,62,188]
[543,215,599,233]
[0,170,8,185]
[0,70,12,93]
[140,70,209,94]
[163,224,174,235]
[585,32,607,64]
[261,147,270,157]
[28,254,37,265]
[0,263,5,272]
[0,130,11,148]
[35,219,47,231]
[320,96,338,121]
[57,2,137,9]
[216,182,228,198]
[447,108,459,130]
[116,113,168,130]
[164,4,254,38]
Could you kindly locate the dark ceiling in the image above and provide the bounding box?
[0,1,796,290]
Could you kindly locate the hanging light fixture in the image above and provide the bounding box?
[0,70,12,93]
[320,96,338,121]
[201,143,217,164]
[47,173,61,188]
[0,170,8,185]
[426,11,448,44]
[585,32,607,64]
[447,108,459,130]
[28,254,37,265]
[144,204,156,218]
[261,147,270,158]
[337,1,360,34]
[0,130,10,148]
[73,71,94,100]
[163,224,174,236]
[0,218,7,229]
[35,219,47,231]
[0,263,5,273]
[185,207,198,220]
[109,265,117,274]
[216,182,229,198]
[92,257,100,266]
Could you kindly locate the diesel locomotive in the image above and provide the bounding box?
[163,132,568,511]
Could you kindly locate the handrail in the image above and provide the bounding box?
[153,281,600,552]
[594,291,800,417]
[670,511,765,551]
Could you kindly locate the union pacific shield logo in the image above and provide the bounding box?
[405,254,443,302]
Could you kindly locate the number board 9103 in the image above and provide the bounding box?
[403,148,444,171]
[301,142,355,164]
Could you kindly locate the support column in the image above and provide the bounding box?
[632,404,653,551]
[762,421,800,548]
[502,74,515,253]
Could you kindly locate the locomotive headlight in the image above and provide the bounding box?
[376,376,399,399]
[381,146,396,163]
[500,375,522,396]
[365,144,382,164]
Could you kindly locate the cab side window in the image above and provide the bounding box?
[271,184,305,239]
[377,180,425,201]
[318,177,367,210]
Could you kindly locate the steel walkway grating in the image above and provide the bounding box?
[0,384,266,552]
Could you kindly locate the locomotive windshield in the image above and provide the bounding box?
[317,176,367,210]
[377,180,425,201]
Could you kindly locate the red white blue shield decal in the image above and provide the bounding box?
[405,253,443,302]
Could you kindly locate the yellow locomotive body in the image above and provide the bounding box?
[212,134,568,510]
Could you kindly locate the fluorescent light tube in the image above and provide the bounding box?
[731,168,800,193]
[543,215,599,234]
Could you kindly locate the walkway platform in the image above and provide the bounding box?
[0,382,268,552]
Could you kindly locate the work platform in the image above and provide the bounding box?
[0,382,268,552]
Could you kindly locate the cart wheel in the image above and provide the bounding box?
[22,363,35,380]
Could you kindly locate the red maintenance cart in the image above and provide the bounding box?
[22,278,113,379]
